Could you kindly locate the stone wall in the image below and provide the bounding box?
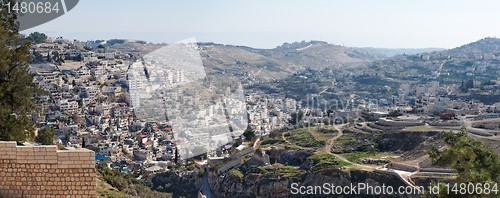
[0,141,96,198]
[239,147,254,156]
[377,118,424,127]
[387,162,418,172]
[217,158,242,174]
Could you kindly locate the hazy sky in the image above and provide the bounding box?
[22,0,500,49]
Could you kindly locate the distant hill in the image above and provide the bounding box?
[446,37,500,55]
[110,40,383,83]
[106,39,147,46]
[364,47,446,57]
[369,37,500,96]
[199,41,383,81]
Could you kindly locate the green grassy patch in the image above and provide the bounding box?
[288,128,325,148]
[310,127,336,141]
[335,134,358,144]
[229,169,244,182]
[332,133,377,153]
[260,127,325,150]
[259,138,286,147]
[403,125,434,131]
[342,151,375,162]
[259,164,305,178]
[308,153,351,171]
[308,153,337,163]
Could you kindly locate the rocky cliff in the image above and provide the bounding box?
[150,171,202,197]
[208,168,417,198]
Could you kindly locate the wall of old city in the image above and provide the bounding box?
[0,141,96,198]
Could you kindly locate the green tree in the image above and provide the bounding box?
[289,111,304,125]
[36,127,55,145]
[243,127,255,141]
[26,32,47,44]
[428,129,500,197]
[30,50,45,63]
[0,3,41,142]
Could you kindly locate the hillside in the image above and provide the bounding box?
[97,169,172,198]
[447,37,500,55]
[199,41,383,82]
[111,40,382,82]
[363,47,445,57]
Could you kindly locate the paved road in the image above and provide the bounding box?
[200,172,214,198]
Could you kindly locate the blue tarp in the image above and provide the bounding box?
[95,155,109,161]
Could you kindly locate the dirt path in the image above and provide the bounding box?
[322,124,375,170]
[322,124,344,153]
[253,137,261,149]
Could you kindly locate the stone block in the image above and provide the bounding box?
[0,141,17,148]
